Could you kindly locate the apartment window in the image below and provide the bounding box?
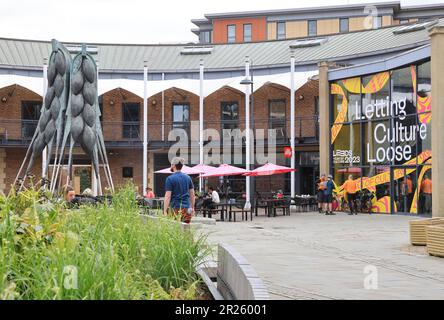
[269,100,286,139]
[340,18,349,33]
[173,103,190,131]
[221,102,239,131]
[227,25,236,43]
[122,167,133,178]
[243,24,252,42]
[277,22,286,40]
[373,16,382,29]
[122,103,140,139]
[308,20,317,37]
[200,31,211,43]
[21,101,41,139]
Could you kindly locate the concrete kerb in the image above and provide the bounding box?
[217,243,269,300]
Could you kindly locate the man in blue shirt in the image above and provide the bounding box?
[163,157,195,224]
[323,175,336,216]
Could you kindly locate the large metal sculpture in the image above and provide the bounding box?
[15,39,114,195]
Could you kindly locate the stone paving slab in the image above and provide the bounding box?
[202,212,444,300]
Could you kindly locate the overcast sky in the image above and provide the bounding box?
[2,0,442,44]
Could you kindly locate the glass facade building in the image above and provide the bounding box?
[330,60,432,215]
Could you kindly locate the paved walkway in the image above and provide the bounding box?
[203,212,444,300]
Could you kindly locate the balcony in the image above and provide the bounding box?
[0,116,319,148]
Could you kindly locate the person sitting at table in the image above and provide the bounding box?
[203,186,220,209]
[144,187,155,199]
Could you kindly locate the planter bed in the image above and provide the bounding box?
[409,218,444,246]
[426,225,444,258]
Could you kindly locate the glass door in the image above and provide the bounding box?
[392,166,417,214]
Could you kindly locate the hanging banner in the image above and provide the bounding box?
[411,65,432,125]
[330,84,348,143]
[371,196,395,214]
[335,150,432,195]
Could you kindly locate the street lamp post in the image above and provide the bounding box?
[240,57,254,210]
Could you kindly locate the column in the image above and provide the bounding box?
[143,61,148,194]
[430,26,444,217]
[245,57,251,210]
[318,61,331,177]
[199,60,204,193]
[290,54,296,200]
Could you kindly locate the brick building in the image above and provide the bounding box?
[192,1,444,43]
[0,17,438,200]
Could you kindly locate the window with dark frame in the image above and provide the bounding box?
[227,25,236,43]
[308,20,317,36]
[340,18,349,33]
[172,103,190,132]
[21,101,42,139]
[243,24,252,42]
[200,31,211,43]
[269,100,286,139]
[122,167,133,178]
[277,22,286,40]
[122,102,140,139]
[221,102,239,131]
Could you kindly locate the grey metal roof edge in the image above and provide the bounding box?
[328,44,431,81]
[95,41,429,75]
[204,2,401,19]
[400,3,444,11]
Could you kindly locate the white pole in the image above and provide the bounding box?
[42,58,48,179]
[143,61,148,194]
[161,73,165,141]
[199,60,204,193]
[245,57,251,210]
[290,54,296,201]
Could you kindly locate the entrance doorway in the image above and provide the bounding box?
[300,166,318,195]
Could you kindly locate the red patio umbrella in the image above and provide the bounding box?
[201,164,249,178]
[191,164,215,175]
[155,165,203,175]
[244,163,295,177]
[201,164,250,202]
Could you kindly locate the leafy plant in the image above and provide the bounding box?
[0,184,211,300]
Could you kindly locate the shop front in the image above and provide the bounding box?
[329,60,432,215]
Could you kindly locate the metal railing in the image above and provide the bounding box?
[0,116,319,146]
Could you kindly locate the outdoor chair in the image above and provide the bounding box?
[228,206,252,222]
[203,207,225,221]
[273,197,291,216]
[254,194,268,217]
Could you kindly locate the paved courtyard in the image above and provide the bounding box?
[203,212,444,300]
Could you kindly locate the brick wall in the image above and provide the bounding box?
[0,85,42,140]
[0,80,319,195]
[3,148,42,194]
[0,148,5,194]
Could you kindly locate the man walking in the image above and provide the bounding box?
[163,157,196,224]
[342,175,357,215]
[323,175,335,216]
[317,174,326,213]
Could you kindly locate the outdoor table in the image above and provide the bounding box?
[293,196,317,212]
[213,203,235,222]
[263,199,286,217]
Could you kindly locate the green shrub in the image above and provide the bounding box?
[0,185,211,300]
